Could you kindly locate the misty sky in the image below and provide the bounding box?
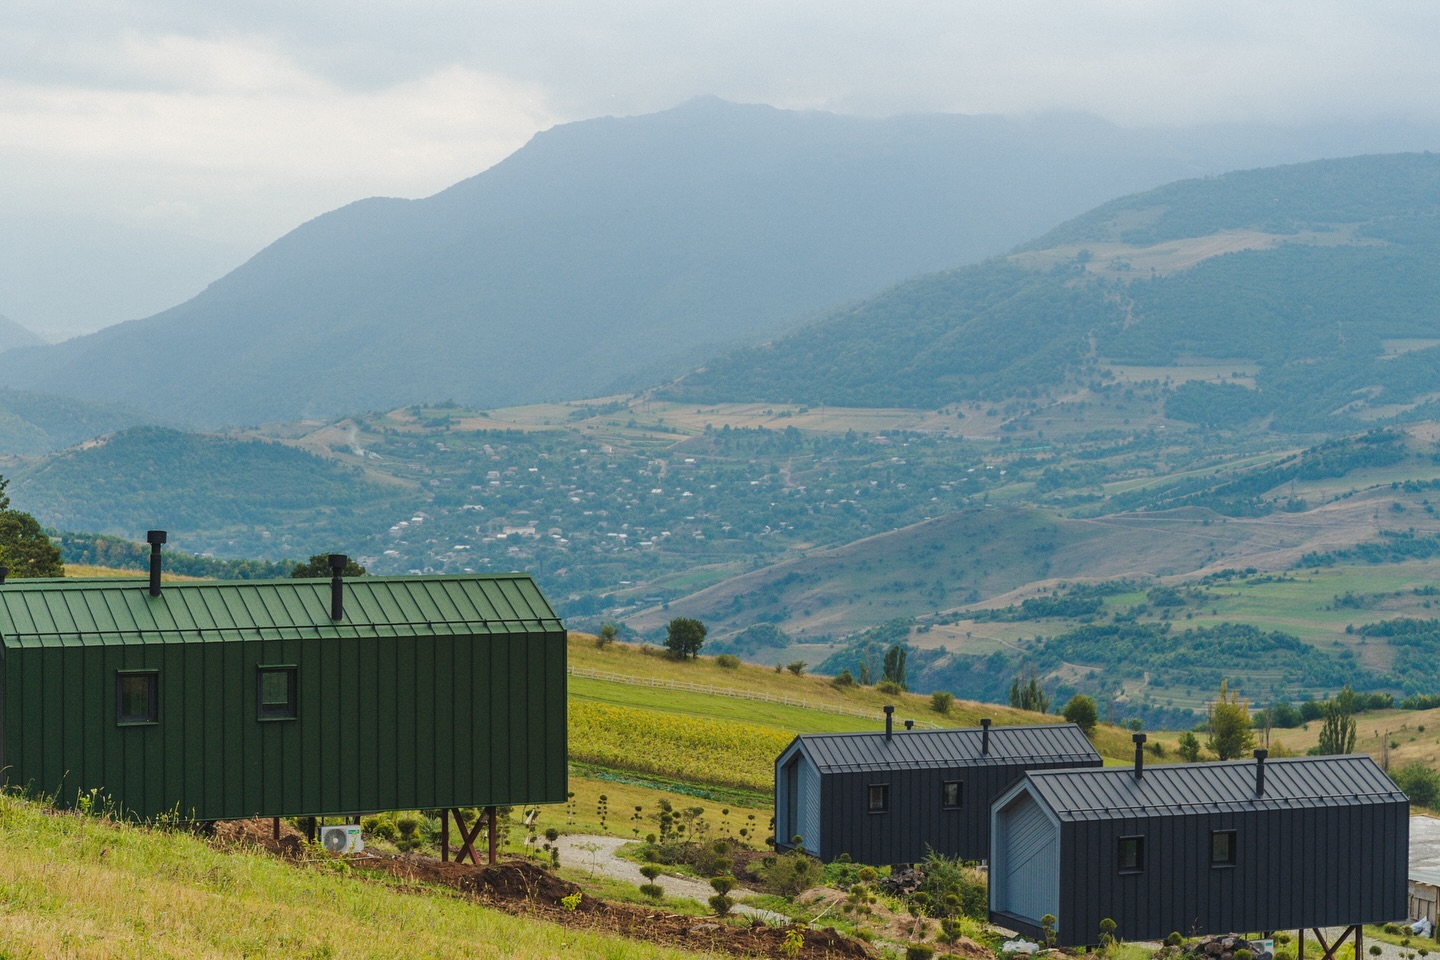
[6,0,1440,337]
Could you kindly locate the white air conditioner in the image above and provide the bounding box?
[318,824,364,854]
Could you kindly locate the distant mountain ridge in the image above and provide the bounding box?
[0,98,1402,427]
[669,152,1440,431]
[0,315,44,353]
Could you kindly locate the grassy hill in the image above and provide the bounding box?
[668,153,1440,432]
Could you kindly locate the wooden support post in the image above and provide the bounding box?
[1298,929,1303,960]
[452,808,484,865]
[1310,925,1360,960]
[487,805,498,865]
[272,817,280,841]
[307,816,316,844]
[440,808,450,862]
[1355,925,1362,960]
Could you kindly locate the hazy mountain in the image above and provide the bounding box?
[4,99,1421,427]
[670,152,1440,431]
[0,387,152,456]
[0,315,45,353]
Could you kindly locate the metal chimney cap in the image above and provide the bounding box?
[1133,732,1148,744]
[980,718,992,728]
[883,705,895,715]
[1254,748,1268,760]
[146,530,167,545]
[904,719,915,730]
[327,554,349,573]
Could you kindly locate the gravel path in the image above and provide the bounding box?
[553,834,789,924]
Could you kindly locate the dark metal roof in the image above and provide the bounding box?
[1021,755,1406,821]
[0,574,562,647]
[789,723,1100,773]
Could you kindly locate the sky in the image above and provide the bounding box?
[5,1,1440,338]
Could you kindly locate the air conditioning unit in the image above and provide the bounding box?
[318,824,364,854]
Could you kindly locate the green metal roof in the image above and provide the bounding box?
[0,574,563,647]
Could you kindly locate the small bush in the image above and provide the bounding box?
[930,691,954,714]
[786,660,806,676]
[1063,694,1099,734]
[906,947,935,960]
[715,654,741,669]
[1235,950,1252,960]
[759,851,825,896]
[831,669,856,688]
[639,883,663,901]
[877,680,904,695]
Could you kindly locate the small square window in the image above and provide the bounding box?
[1118,835,1145,874]
[1211,829,1236,866]
[257,666,297,720]
[117,671,158,724]
[942,781,963,809]
[867,784,889,813]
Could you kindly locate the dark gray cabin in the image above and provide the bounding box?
[773,713,1100,865]
[990,747,1408,947]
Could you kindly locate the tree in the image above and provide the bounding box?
[1207,680,1256,760]
[0,509,63,578]
[664,617,707,660]
[1062,694,1098,735]
[595,623,618,649]
[1177,731,1202,763]
[291,553,367,577]
[882,644,907,690]
[1009,666,1050,713]
[1317,685,1358,755]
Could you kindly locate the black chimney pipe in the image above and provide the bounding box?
[329,554,348,621]
[904,719,914,731]
[0,565,8,585]
[1255,748,1268,797]
[981,718,992,756]
[1133,732,1147,779]
[884,705,894,741]
[146,530,167,598]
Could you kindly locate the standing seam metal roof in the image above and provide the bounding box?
[1021,755,1407,821]
[789,724,1100,772]
[0,574,563,646]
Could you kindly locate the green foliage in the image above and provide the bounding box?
[0,506,63,578]
[1008,666,1050,713]
[876,680,904,696]
[714,654,741,669]
[1062,695,1098,734]
[757,852,823,897]
[54,530,289,579]
[1392,763,1440,808]
[917,851,987,921]
[1317,686,1358,756]
[1177,732,1203,763]
[291,554,367,578]
[929,691,954,714]
[1207,681,1256,761]
[883,644,908,690]
[830,669,856,688]
[596,623,618,649]
[664,618,707,660]
[785,660,806,677]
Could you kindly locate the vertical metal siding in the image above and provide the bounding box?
[798,753,822,854]
[995,791,1059,925]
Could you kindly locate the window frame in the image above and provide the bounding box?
[256,665,299,721]
[1117,834,1145,875]
[867,783,890,814]
[942,780,963,809]
[1210,828,1237,868]
[116,670,159,726]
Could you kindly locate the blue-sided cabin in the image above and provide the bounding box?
[774,712,1101,865]
[990,744,1408,948]
[0,555,567,837]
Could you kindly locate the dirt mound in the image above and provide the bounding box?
[210,818,308,858]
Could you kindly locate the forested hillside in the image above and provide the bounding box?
[671,153,1440,431]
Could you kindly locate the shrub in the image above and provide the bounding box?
[709,875,736,916]
[906,948,935,960]
[715,653,741,669]
[930,691,955,714]
[877,680,904,695]
[1062,694,1098,734]
[1235,950,1252,960]
[1165,932,1183,947]
[831,669,856,687]
[595,623,618,649]
[786,660,806,676]
[1392,763,1440,808]
[758,851,824,896]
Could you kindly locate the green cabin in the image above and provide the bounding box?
[0,570,567,821]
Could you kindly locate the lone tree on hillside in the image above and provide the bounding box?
[1062,694,1098,735]
[1009,666,1051,713]
[1207,680,1256,760]
[291,554,367,577]
[664,617,707,660]
[0,476,63,578]
[882,644,907,690]
[1317,685,1359,755]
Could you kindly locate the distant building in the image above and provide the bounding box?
[990,743,1407,947]
[773,711,1100,864]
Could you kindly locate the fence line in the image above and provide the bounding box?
[566,665,940,729]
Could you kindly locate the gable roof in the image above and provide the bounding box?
[1019,755,1406,821]
[0,574,562,647]
[787,724,1100,773]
